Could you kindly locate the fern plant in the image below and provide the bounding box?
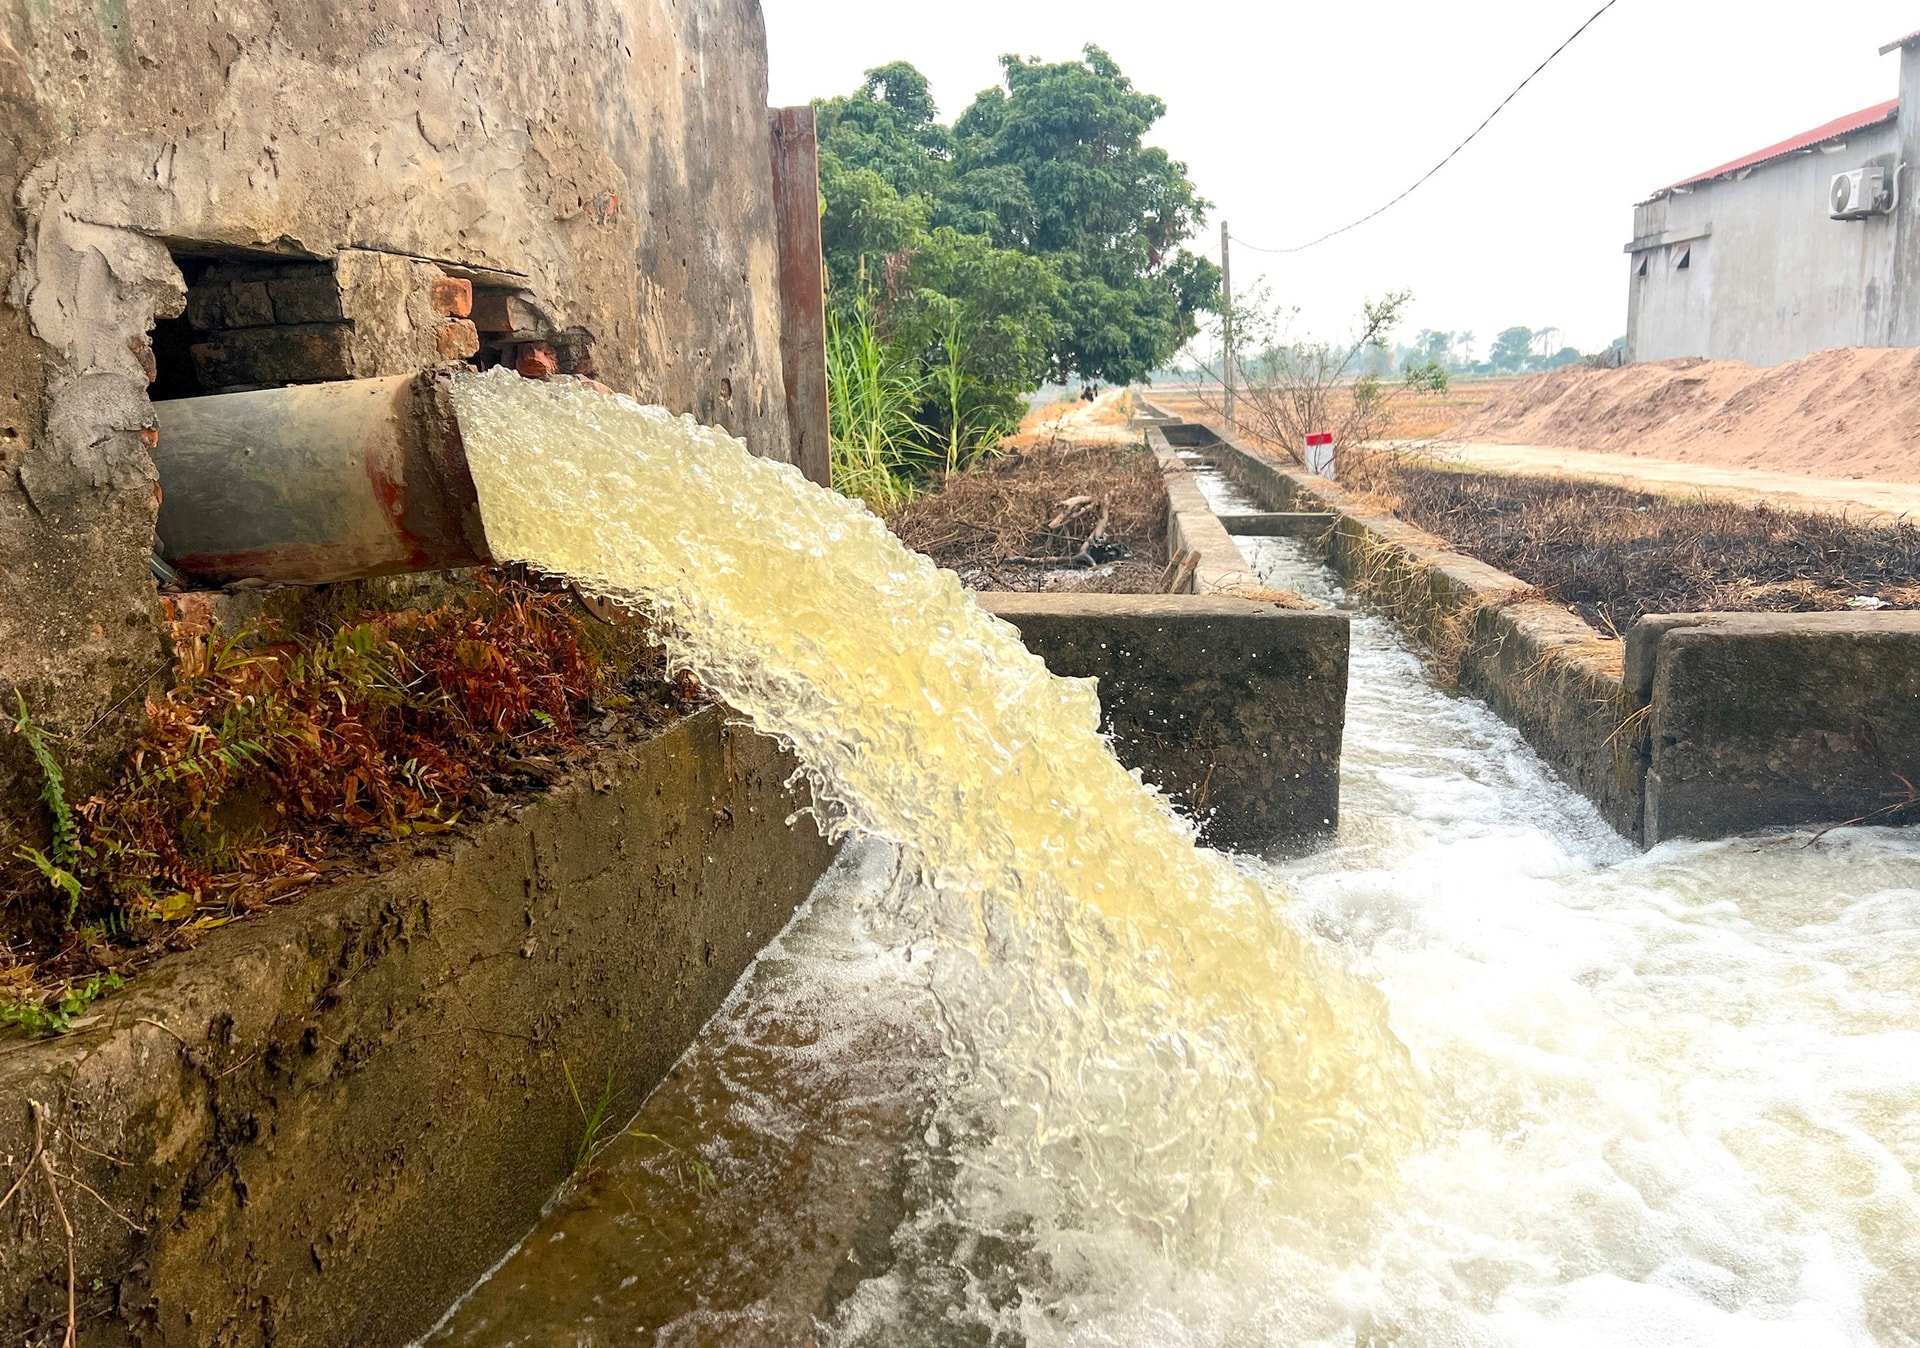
[12,694,84,924]
[130,734,269,793]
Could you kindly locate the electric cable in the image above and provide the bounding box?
[1229,0,1624,255]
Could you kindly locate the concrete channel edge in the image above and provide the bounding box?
[1150,406,1920,846]
[0,707,836,1348]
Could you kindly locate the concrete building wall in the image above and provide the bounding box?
[1626,119,1902,364]
[1888,45,1920,345]
[0,1,795,816]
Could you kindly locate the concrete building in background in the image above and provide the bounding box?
[1627,31,1920,366]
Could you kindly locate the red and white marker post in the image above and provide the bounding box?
[1305,432,1336,479]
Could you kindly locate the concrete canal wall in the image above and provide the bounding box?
[1629,612,1920,842]
[1161,413,1920,846]
[0,709,834,1347]
[983,594,1348,852]
[975,421,1354,853]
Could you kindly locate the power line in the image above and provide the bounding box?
[1229,0,1624,257]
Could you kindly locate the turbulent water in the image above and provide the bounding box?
[447,370,1416,1244]
[437,372,1920,1345]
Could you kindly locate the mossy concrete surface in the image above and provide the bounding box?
[0,707,835,1347]
[1161,408,1920,847]
[1632,612,1920,843]
[1173,417,1643,839]
[980,592,1349,852]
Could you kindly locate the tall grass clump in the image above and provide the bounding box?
[826,285,1018,510]
[827,294,922,511]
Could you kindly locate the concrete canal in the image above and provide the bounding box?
[420,407,1920,1346]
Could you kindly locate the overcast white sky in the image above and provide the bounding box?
[765,1,1918,357]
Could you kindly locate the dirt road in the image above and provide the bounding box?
[1421,441,1920,522]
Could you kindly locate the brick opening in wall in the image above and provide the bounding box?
[149,249,348,402]
[466,281,595,381]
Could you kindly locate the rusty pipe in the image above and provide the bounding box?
[151,372,494,587]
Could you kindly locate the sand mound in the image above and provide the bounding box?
[1452,348,1920,483]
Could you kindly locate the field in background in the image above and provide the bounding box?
[1145,379,1519,447]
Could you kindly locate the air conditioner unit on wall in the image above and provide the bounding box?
[1831,167,1890,219]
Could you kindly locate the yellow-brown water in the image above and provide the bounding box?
[434,372,1920,1346]
[446,369,1415,1241]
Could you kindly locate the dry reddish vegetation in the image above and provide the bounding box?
[2,575,700,1007]
[1349,454,1920,635]
[886,438,1169,591]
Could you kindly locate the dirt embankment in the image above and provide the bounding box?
[1453,349,1920,483]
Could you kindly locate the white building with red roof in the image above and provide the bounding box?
[1626,34,1920,365]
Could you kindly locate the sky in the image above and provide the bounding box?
[764,0,1919,358]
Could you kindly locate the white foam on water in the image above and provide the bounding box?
[446,370,1419,1257]
[442,376,1920,1345]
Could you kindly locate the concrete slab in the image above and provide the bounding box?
[1637,611,1920,843]
[981,592,1348,852]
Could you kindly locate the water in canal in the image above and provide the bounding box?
[429,377,1920,1345]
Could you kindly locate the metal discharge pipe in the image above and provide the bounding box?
[151,372,494,587]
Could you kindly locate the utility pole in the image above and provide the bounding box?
[1220,221,1235,425]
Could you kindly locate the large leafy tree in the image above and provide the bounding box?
[951,47,1218,384]
[816,46,1217,397]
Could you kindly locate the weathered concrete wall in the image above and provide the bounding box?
[1168,411,1920,847]
[1891,40,1920,345]
[1171,416,1646,840]
[1625,42,1915,365]
[0,707,836,1348]
[1630,612,1920,843]
[0,0,795,813]
[980,592,1349,852]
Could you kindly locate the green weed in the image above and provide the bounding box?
[0,973,123,1036]
[626,1128,718,1195]
[564,1060,626,1179]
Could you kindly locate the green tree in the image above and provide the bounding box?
[951,47,1219,384]
[817,62,952,199]
[1490,326,1536,373]
[812,51,1217,501]
[884,227,1061,432]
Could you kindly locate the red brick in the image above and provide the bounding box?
[436,319,480,361]
[429,276,474,318]
[515,343,559,379]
